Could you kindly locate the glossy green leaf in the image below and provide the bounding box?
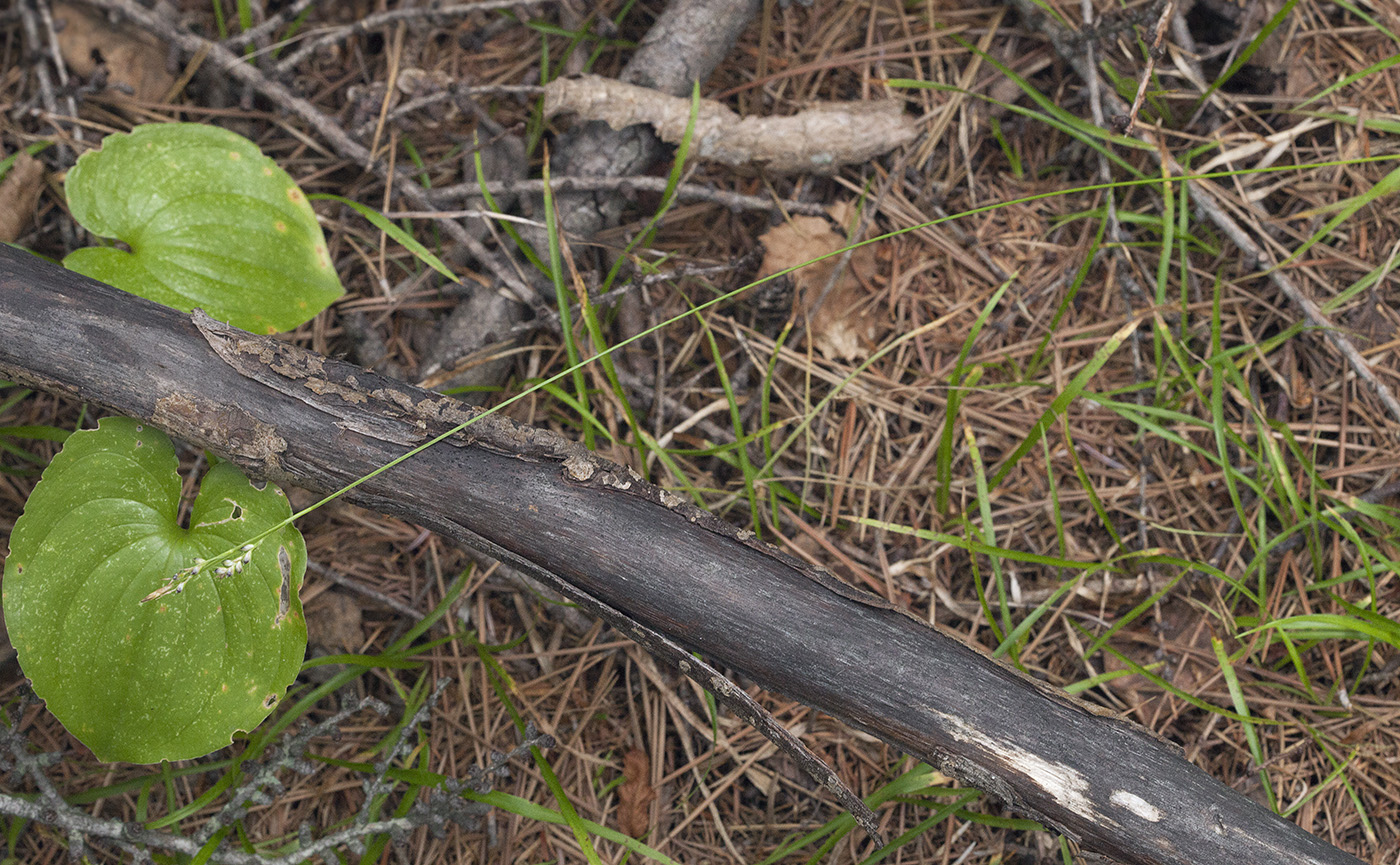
[3,417,307,763]
[62,123,343,334]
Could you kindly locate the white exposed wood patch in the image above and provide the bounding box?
[934,711,1099,820]
[1110,789,1163,822]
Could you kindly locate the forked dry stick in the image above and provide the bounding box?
[1111,0,1175,134]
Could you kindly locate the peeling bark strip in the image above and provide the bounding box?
[544,74,919,173]
[0,247,1363,865]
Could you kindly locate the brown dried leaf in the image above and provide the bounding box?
[758,208,884,361]
[616,749,656,838]
[0,153,45,243]
[53,2,175,103]
[544,74,918,174]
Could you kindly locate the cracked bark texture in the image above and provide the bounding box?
[0,244,1364,865]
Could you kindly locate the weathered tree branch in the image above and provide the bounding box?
[0,246,1364,865]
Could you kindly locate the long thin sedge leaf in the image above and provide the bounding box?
[309,193,456,281]
[181,157,1400,621]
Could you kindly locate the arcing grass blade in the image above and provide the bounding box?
[1025,216,1104,379]
[309,193,456,281]
[1211,637,1276,812]
[1206,276,1259,556]
[464,789,686,865]
[989,316,1143,491]
[475,634,605,865]
[539,154,597,449]
[1295,50,1400,110]
[1075,637,1271,724]
[564,83,703,468]
[696,308,762,534]
[754,763,951,865]
[855,517,1116,572]
[964,426,1010,646]
[599,80,700,292]
[858,792,980,865]
[889,67,1147,166]
[1290,729,1374,841]
[564,235,650,468]
[1060,415,1124,551]
[472,133,547,274]
[1078,570,1185,661]
[1283,164,1400,269]
[759,315,952,484]
[187,157,1400,583]
[0,141,51,181]
[992,574,1081,660]
[937,277,1012,513]
[1253,611,1400,652]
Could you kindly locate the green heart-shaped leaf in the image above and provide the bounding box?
[3,417,307,763]
[63,123,343,334]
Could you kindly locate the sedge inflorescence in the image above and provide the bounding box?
[140,543,258,604]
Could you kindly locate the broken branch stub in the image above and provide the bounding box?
[543,74,919,173]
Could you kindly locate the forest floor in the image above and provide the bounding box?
[2,0,1400,862]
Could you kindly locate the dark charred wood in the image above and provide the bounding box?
[0,245,1364,865]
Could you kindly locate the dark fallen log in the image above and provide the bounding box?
[0,245,1363,865]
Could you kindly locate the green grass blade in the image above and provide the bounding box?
[473,631,603,865]
[310,193,456,281]
[1282,163,1400,267]
[965,426,1010,645]
[471,132,548,274]
[937,277,1012,512]
[538,157,597,449]
[989,316,1141,490]
[696,311,762,534]
[1212,637,1275,812]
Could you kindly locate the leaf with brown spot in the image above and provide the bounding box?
[3,417,306,763]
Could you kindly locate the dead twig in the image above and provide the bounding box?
[0,692,532,864]
[221,0,317,49]
[351,83,543,138]
[425,173,828,216]
[1111,0,1174,134]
